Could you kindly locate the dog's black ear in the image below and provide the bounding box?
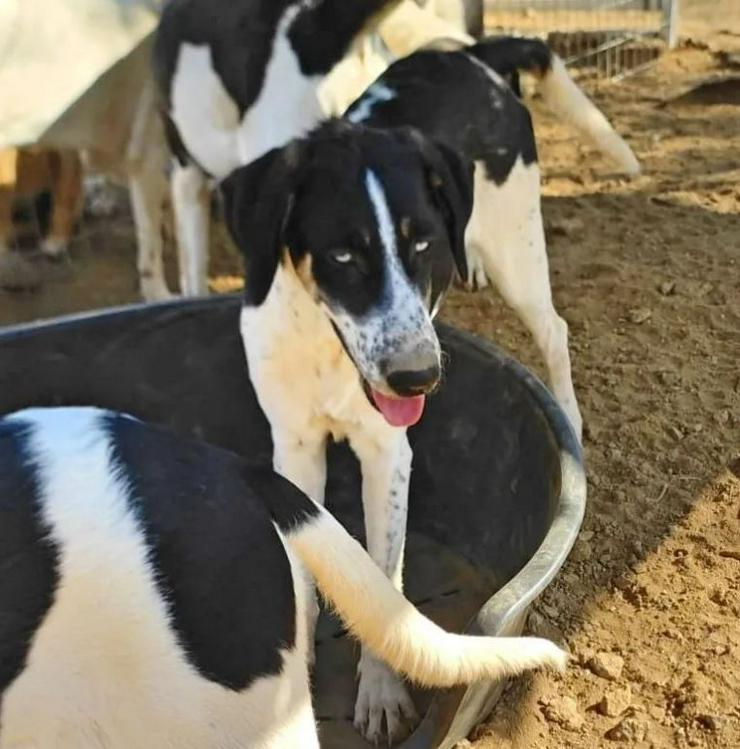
[424,140,475,283]
[219,144,301,305]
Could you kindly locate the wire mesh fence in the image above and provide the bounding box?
[485,0,679,80]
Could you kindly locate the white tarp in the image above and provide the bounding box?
[0,0,163,148]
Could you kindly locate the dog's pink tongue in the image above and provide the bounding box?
[370,389,426,427]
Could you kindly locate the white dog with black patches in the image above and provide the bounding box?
[154,0,412,295]
[344,36,642,439]
[219,120,475,742]
[0,407,566,748]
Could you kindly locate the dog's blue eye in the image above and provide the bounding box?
[331,250,353,264]
[414,240,430,253]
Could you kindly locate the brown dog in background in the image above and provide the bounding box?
[0,146,83,259]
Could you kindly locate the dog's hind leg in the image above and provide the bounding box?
[171,161,210,297]
[0,187,12,255]
[127,88,173,302]
[467,159,583,440]
[129,164,171,303]
[41,150,83,259]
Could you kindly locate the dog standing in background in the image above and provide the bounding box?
[0,146,83,259]
[345,36,642,438]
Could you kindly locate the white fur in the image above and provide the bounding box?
[289,506,568,685]
[126,87,173,302]
[0,407,565,748]
[536,55,640,176]
[346,81,397,124]
[240,246,425,741]
[465,158,583,439]
[171,162,211,297]
[168,7,327,296]
[0,408,313,749]
[170,44,243,179]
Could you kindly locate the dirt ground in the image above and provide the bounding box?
[1,1,738,748]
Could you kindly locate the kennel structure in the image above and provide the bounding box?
[485,0,679,79]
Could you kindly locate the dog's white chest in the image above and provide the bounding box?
[170,10,325,178]
[240,266,380,441]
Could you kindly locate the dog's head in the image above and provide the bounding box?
[221,120,473,427]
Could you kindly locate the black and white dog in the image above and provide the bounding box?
[154,0,405,296]
[155,0,634,437]
[345,36,641,439]
[0,407,566,747]
[219,120,474,742]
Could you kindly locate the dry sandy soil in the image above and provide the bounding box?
[0,2,738,748]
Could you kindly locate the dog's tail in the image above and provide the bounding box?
[470,37,640,176]
[266,474,567,688]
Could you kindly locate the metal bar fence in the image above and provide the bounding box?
[485,0,679,81]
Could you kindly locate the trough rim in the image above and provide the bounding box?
[423,323,586,749]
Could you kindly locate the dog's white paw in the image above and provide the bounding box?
[353,654,418,745]
[465,248,488,291]
[140,276,175,303]
[41,236,68,259]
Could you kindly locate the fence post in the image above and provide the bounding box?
[665,0,680,49]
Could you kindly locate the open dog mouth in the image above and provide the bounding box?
[329,320,429,428]
[361,379,427,428]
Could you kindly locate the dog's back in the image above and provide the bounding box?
[345,36,639,178]
[0,407,564,747]
[345,47,538,184]
[0,408,310,748]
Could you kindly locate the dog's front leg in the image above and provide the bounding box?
[272,427,327,667]
[349,428,418,744]
[171,161,210,297]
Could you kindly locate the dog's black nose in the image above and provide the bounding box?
[382,343,441,396]
[386,366,441,396]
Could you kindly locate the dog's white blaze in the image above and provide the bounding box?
[1,408,314,749]
[365,169,396,263]
[346,82,397,123]
[323,170,439,387]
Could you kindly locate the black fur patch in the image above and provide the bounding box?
[252,468,321,534]
[345,45,539,185]
[153,0,293,116]
[467,36,552,99]
[289,0,400,76]
[221,120,471,314]
[162,110,198,171]
[103,413,297,692]
[0,419,59,694]
[153,0,400,164]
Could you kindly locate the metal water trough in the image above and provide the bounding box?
[0,296,586,748]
